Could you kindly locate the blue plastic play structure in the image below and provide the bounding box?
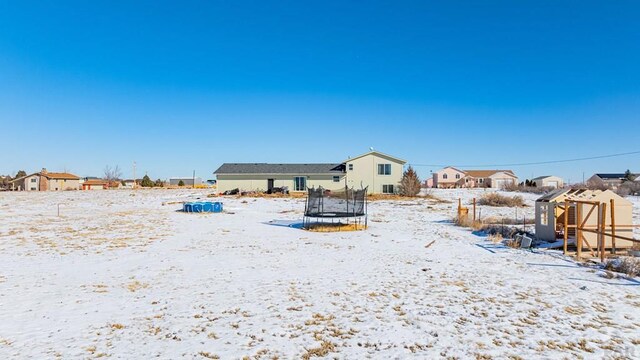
[182,201,223,213]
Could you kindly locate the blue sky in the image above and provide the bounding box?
[1,1,639,182]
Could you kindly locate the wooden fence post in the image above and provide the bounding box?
[473,198,476,222]
[610,198,616,255]
[600,202,607,263]
[576,203,582,259]
[563,201,569,255]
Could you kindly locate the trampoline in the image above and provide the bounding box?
[303,186,368,230]
[183,201,223,213]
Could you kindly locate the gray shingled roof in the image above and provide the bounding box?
[214,163,344,175]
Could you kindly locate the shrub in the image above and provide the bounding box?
[604,257,640,277]
[178,180,184,187]
[477,193,525,207]
[140,175,154,188]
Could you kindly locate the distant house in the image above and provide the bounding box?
[81,179,109,190]
[587,173,638,189]
[432,167,467,188]
[531,175,564,189]
[433,168,518,189]
[169,177,203,186]
[9,168,80,191]
[214,150,407,195]
[122,179,141,189]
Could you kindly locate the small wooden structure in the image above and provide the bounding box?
[535,188,638,260]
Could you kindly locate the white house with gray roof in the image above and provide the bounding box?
[213,150,406,195]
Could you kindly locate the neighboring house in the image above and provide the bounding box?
[433,168,518,189]
[214,150,407,195]
[464,170,518,189]
[9,168,80,191]
[169,177,203,186]
[531,175,564,189]
[587,173,638,189]
[82,179,109,190]
[535,188,633,248]
[122,179,141,189]
[432,167,466,188]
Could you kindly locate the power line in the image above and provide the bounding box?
[409,150,640,168]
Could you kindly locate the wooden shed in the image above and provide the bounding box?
[535,189,634,249]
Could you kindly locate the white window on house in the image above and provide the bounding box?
[540,204,549,226]
[30,178,37,183]
[332,176,340,182]
[443,174,448,180]
[348,164,353,171]
[377,164,391,175]
[455,174,461,179]
[382,184,395,194]
[478,179,483,184]
[293,177,307,191]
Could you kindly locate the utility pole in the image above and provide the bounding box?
[193,170,196,189]
[133,161,137,190]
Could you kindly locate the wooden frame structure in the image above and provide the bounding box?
[563,198,640,262]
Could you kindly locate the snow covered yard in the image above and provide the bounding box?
[0,189,639,359]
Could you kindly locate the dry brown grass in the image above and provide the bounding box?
[604,257,640,277]
[454,215,484,231]
[306,223,366,232]
[477,193,525,207]
[301,340,336,360]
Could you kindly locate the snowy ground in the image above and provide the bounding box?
[0,189,639,359]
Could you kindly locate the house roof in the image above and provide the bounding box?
[8,171,80,182]
[83,179,108,185]
[42,172,80,180]
[342,151,406,164]
[536,188,631,205]
[464,170,516,178]
[594,173,627,180]
[214,163,344,175]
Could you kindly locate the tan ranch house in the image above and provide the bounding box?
[214,151,406,195]
[433,167,518,189]
[9,169,80,191]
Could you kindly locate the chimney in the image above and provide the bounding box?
[41,168,48,174]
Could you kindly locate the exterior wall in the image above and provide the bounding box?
[24,175,40,191]
[534,176,564,188]
[217,174,345,193]
[47,179,80,191]
[535,202,557,241]
[487,173,518,189]
[576,201,634,248]
[433,167,466,188]
[169,177,203,186]
[83,183,107,190]
[344,153,404,194]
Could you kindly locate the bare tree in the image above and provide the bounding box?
[104,165,122,183]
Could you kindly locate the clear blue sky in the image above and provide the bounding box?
[1,1,639,182]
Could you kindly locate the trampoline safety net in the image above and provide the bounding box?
[304,186,368,218]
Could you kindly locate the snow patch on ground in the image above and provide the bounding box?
[0,189,638,358]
